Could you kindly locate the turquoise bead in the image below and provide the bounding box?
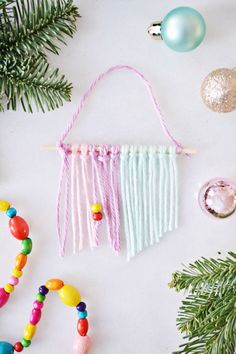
[0,342,14,354]
[161,7,206,52]
[6,208,17,218]
[78,310,88,318]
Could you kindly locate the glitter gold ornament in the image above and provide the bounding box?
[201,68,236,113]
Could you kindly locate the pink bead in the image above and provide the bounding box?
[73,335,91,354]
[0,288,10,308]
[33,300,44,310]
[9,276,19,286]
[30,308,42,325]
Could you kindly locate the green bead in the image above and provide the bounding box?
[36,293,45,302]
[21,238,32,255]
[21,339,31,348]
[161,7,206,52]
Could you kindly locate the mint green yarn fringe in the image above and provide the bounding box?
[120,145,178,259]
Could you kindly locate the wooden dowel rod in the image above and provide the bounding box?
[42,145,197,155]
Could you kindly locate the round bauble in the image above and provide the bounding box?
[199,178,236,218]
[201,68,236,113]
[148,7,206,52]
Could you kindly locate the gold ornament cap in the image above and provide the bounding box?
[147,22,163,40]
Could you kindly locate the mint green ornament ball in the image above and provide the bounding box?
[161,7,206,52]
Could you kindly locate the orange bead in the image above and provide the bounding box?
[77,318,89,336]
[9,216,29,240]
[15,253,27,270]
[46,279,64,291]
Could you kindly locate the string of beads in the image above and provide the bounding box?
[0,200,32,309]
[0,279,91,354]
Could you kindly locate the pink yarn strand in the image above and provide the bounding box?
[80,145,95,248]
[56,144,71,257]
[59,65,184,151]
[109,146,121,253]
[90,146,100,247]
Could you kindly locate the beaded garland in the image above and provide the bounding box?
[0,279,91,354]
[0,200,32,309]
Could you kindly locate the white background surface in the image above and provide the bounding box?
[1,1,236,353]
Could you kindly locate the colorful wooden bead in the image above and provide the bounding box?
[39,285,49,295]
[77,319,89,336]
[92,212,103,221]
[21,238,32,255]
[0,342,14,354]
[24,324,36,341]
[73,335,91,354]
[78,310,88,319]
[13,342,23,352]
[91,203,102,213]
[4,284,14,294]
[12,268,23,278]
[33,300,44,310]
[58,284,81,307]
[77,302,86,312]
[0,200,10,212]
[8,276,19,286]
[0,288,10,308]
[30,309,42,325]
[9,216,29,240]
[15,253,27,270]
[6,208,17,218]
[46,279,64,291]
[36,293,45,303]
[21,339,31,348]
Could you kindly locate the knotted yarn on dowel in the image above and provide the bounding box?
[56,65,187,257]
[120,145,178,259]
[57,144,121,256]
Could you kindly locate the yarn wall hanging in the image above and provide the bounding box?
[46,65,195,259]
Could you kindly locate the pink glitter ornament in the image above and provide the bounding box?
[199,178,236,218]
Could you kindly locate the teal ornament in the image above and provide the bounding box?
[0,342,14,354]
[161,7,206,52]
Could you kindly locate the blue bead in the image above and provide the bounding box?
[161,7,206,52]
[78,310,88,319]
[39,285,49,295]
[76,302,86,312]
[6,208,17,218]
[0,342,14,354]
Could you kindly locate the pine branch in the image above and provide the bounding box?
[0,0,13,9]
[169,252,236,296]
[0,0,80,112]
[171,253,236,354]
[0,0,80,57]
[0,55,72,112]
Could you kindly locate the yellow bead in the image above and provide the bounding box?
[91,203,102,213]
[58,284,81,307]
[4,284,14,293]
[24,323,36,340]
[12,268,23,278]
[0,200,10,211]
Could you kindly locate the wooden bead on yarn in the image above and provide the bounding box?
[73,335,91,354]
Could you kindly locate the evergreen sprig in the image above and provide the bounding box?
[0,0,80,112]
[170,252,236,354]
